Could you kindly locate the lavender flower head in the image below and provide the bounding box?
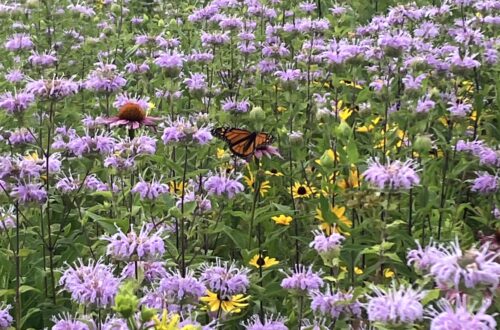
[0,206,16,231]
[199,259,250,298]
[84,62,127,93]
[52,313,95,330]
[310,230,345,254]
[101,223,165,261]
[471,172,498,194]
[429,238,500,291]
[131,177,169,200]
[363,157,420,190]
[162,116,213,145]
[59,258,120,307]
[0,91,35,114]
[4,33,33,51]
[365,283,425,324]
[142,269,206,312]
[101,316,128,330]
[25,76,79,100]
[0,304,13,329]
[154,50,184,77]
[10,182,47,204]
[281,264,324,293]
[121,261,167,282]
[427,296,496,330]
[203,170,244,199]
[311,287,362,320]
[242,314,288,330]
[407,239,446,273]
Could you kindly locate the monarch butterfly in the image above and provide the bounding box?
[212,127,274,158]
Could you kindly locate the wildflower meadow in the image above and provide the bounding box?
[0,0,499,329]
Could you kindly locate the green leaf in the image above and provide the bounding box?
[422,289,441,305]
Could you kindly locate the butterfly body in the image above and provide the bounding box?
[212,127,274,158]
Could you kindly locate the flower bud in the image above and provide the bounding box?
[288,131,303,144]
[335,121,351,137]
[413,134,433,153]
[319,149,337,168]
[113,281,139,318]
[249,106,266,121]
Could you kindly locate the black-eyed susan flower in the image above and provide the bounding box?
[315,205,352,235]
[200,290,249,314]
[271,214,293,225]
[265,168,284,177]
[243,170,270,197]
[340,266,364,275]
[292,182,317,199]
[249,254,279,269]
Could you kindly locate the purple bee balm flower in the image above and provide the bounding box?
[280,264,324,293]
[427,296,496,330]
[192,127,213,145]
[176,191,212,214]
[415,96,435,113]
[311,287,362,319]
[184,72,207,96]
[0,304,13,329]
[407,240,446,273]
[84,62,127,93]
[402,73,426,91]
[8,128,36,145]
[102,223,164,261]
[366,284,425,324]
[115,135,157,156]
[10,182,47,204]
[363,157,420,190]
[121,261,167,282]
[199,259,250,298]
[104,154,135,170]
[242,314,288,330]
[310,230,344,255]
[153,269,206,312]
[131,177,169,200]
[101,316,128,330]
[28,50,58,67]
[162,116,213,145]
[25,76,79,100]
[471,172,498,194]
[4,33,33,51]
[0,206,16,231]
[203,171,244,199]
[275,68,302,89]
[429,238,500,291]
[101,102,161,130]
[0,91,35,114]
[154,51,184,77]
[59,258,120,307]
[52,313,96,330]
[447,99,472,117]
[5,69,24,83]
[254,145,283,159]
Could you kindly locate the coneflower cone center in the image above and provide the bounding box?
[297,186,307,195]
[118,103,145,122]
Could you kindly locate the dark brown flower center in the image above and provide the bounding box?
[297,186,307,195]
[257,256,266,266]
[270,169,278,174]
[118,103,145,122]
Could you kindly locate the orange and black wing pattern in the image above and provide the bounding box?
[212,127,274,158]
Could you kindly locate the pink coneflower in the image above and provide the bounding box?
[102,102,161,130]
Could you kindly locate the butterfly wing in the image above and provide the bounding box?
[212,127,273,158]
